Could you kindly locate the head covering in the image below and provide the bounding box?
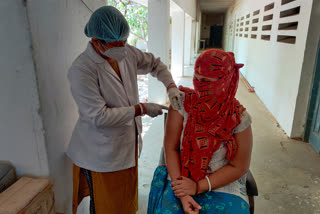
[85,6,130,43]
[179,49,245,182]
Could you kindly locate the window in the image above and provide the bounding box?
[262,25,272,31]
[280,6,300,18]
[278,22,298,30]
[261,35,271,40]
[265,3,274,11]
[277,35,296,44]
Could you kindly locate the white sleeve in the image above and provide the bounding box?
[233,111,252,134]
[129,45,175,88]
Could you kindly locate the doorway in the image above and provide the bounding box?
[209,24,223,48]
[305,40,320,153]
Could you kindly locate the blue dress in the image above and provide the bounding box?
[148,166,250,214]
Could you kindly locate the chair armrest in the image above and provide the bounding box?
[246,170,258,196]
[159,147,166,166]
[158,113,168,166]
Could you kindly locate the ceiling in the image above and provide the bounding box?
[199,0,234,13]
[131,0,148,7]
[132,0,148,7]
[131,0,234,14]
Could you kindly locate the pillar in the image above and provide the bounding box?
[147,0,170,104]
[184,14,192,65]
[171,8,185,77]
[191,20,197,61]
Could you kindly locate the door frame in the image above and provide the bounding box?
[304,39,320,143]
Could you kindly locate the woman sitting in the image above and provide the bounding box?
[148,49,253,214]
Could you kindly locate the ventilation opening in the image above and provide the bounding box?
[281,0,295,5]
[246,21,250,25]
[263,14,273,21]
[252,26,258,31]
[265,3,274,11]
[261,35,271,40]
[262,25,272,31]
[251,34,257,39]
[240,23,244,26]
[253,10,260,16]
[246,14,250,18]
[241,16,244,20]
[245,27,249,31]
[280,6,300,18]
[277,35,296,44]
[278,22,298,30]
[244,34,248,38]
[240,28,243,32]
[236,29,239,32]
[237,18,240,22]
[237,24,239,27]
[236,33,238,36]
[252,18,259,24]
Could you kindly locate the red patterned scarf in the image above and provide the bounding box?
[179,49,245,181]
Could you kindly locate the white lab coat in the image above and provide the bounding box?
[66,42,174,172]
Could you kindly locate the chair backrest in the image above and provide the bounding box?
[246,170,258,196]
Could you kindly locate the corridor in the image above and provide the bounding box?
[1,0,320,213]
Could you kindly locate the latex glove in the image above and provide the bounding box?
[180,195,201,214]
[171,176,197,197]
[167,87,184,111]
[143,103,169,118]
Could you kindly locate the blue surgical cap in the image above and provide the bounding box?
[85,6,130,43]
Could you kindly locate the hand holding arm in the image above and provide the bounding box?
[167,86,184,111]
[171,176,198,197]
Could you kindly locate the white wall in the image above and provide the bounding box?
[0,0,49,177]
[224,0,314,137]
[173,0,197,19]
[26,0,106,212]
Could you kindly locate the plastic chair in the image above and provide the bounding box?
[161,113,258,214]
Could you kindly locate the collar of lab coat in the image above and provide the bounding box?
[86,42,106,64]
[85,42,129,84]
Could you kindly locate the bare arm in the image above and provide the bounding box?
[198,126,253,193]
[165,106,202,213]
[164,106,184,182]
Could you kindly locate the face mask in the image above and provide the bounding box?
[102,46,128,62]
